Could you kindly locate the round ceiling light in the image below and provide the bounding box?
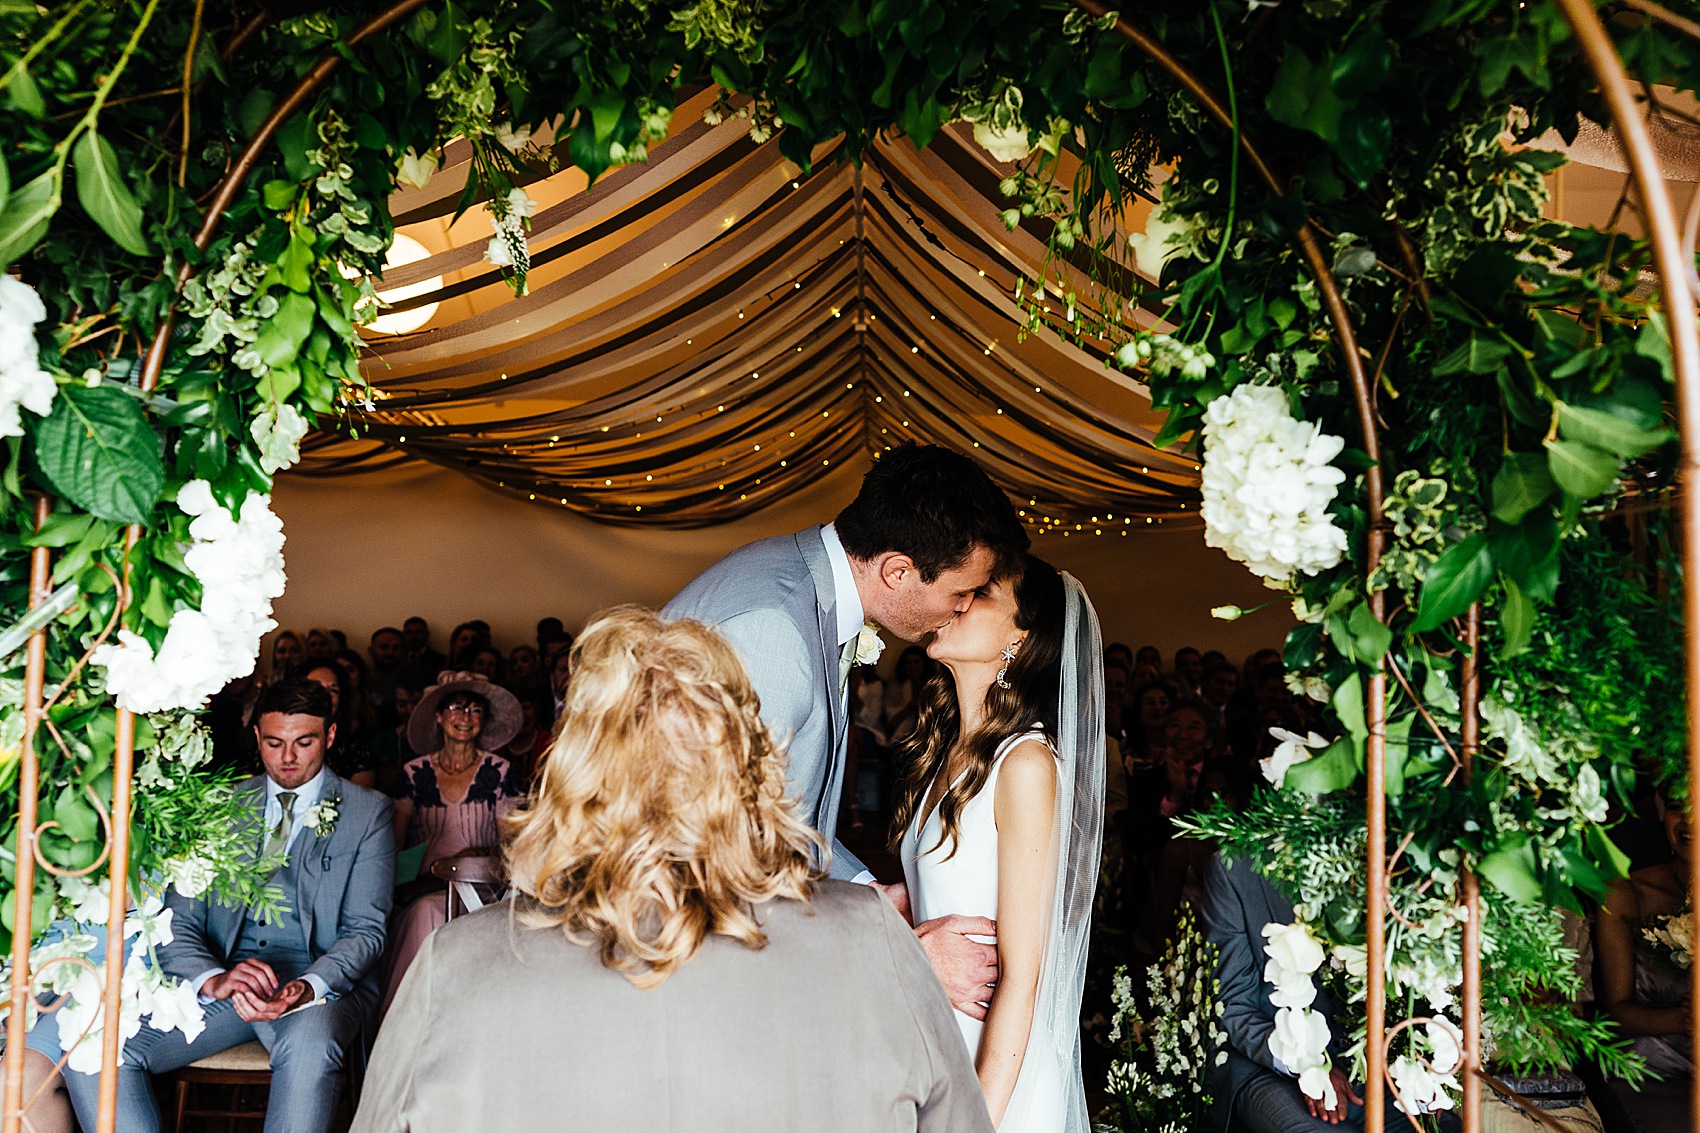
[366,233,442,335]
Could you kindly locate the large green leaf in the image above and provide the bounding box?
[31,384,165,525]
[1478,837,1543,904]
[1497,575,1534,659]
[1557,400,1673,459]
[1285,737,1359,795]
[7,64,45,118]
[1544,436,1619,500]
[1490,451,1555,524]
[0,169,59,269]
[72,130,150,256]
[0,150,9,213]
[1411,533,1494,632]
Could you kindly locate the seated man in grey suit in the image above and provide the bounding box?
[65,678,396,1133]
[664,443,1028,1018]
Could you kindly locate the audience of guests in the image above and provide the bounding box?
[304,662,378,789]
[352,608,990,1133]
[268,630,305,682]
[401,617,446,674]
[382,671,526,1014]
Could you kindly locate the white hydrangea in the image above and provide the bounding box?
[1199,384,1349,582]
[0,275,59,438]
[92,482,286,712]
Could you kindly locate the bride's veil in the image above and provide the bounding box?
[1001,570,1105,1132]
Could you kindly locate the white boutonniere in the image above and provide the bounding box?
[853,621,885,667]
[303,796,340,839]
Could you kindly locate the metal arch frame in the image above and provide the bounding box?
[2,3,1694,1133]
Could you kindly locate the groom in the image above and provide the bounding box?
[65,678,394,1133]
[665,443,1028,1015]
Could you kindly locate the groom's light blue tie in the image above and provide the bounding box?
[838,636,857,700]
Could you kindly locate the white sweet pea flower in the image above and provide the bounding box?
[1390,1054,1457,1114]
[1262,921,1326,974]
[1261,728,1329,787]
[1264,964,1318,1010]
[394,147,440,190]
[1426,1018,1463,1074]
[506,187,538,219]
[1268,1006,1330,1072]
[250,402,311,475]
[59,877,110,926]
[484,237,514,267]
[1128,204,1192,281]
[1297,1064,1338,1108]
[0,275,59,438]
[135,967,205,1043]
[493,121,531,153]
[973,121,1033,163]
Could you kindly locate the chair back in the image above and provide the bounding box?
[431,853,505,919]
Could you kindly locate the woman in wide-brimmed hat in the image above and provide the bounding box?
[382,671,527,1014]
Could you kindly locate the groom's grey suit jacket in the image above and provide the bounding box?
[160,770,396,1019]
[664,525,867,879]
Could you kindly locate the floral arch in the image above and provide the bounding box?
[1,1,1697,1130]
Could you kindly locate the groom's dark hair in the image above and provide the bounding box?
[835,444,1028,581]
[253,677,334,725]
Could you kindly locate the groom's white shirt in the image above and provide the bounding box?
[819,523,864,648]
[820,523,876,887]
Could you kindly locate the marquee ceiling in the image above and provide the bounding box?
[295,88,1204,531]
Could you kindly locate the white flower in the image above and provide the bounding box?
[135,967,205,1043]
[1262,921,1326,974]
[1264,965,1318,1009]
[1269,1006,1330,1072]
[1261,728,1329,787]
[250,402,311,475]
[1291,595,1327,623]
[1211,605,1245,621]
[1426,1018,1463,1074]
[1298,1064,1338,1109]
[1389,1054,1457,1114]
[1331,943,1368,980]
[506,187,538,219]
[972,120,1033,163]
[854,622,885,667]
[1199,385,1348,582]
[484,237,514,267]
[93,486,287,712]
[1128,204,1193,281]
[493,121,531,153]
[165,852,216,899]
[0,275,58,438]
[1574,763,1609,823]
[304,797,340,838]
[59,876,110,926]
[394,148,439,190]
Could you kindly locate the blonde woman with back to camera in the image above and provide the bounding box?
[352,607,993,1133]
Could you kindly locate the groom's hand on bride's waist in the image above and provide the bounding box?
[915,915,999,1019]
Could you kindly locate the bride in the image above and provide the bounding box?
[889,553,1104,1133]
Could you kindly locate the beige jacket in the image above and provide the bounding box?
[352,880,994,1133]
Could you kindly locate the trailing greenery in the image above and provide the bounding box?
[0,0,1691,1104]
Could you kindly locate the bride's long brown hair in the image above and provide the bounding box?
[888,554,1065,861]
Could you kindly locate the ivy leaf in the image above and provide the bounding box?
[1478,836,1543,904]
[1490,452,1556,524]
[72,131,150,256]
[1498,575,1534,659]
[1556,401,1673,459]
[1411,533,1493,633]
[1544,436,1619,499]
[0,170,60,270]
[1331,670,1366,756]
[31,383,165,525]
[255,291,316,369]
[1285,737,1358,795]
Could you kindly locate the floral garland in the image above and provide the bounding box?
[91,482,286,713]
[1261,920,1336,1107]
[1194,385,1348,584]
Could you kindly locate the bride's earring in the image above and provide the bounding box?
[996,643,1018,690]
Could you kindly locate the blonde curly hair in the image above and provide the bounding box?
[504,606,821,988]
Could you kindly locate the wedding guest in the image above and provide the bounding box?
[401,617,446,674]
[882,645,933,746]
[502,691,553,787]
[506,643,544,696]
[1104,642,1134,671]
[352,608,992,1133]
[305,626,340,664]
[368,626,407,705]
[535,616,569,655]
[447,622,483,670]
[1597,794,1693,1132]
[334,649,378,733]
[305,663,376,789]
[63,679,394,1133]
[470,644,504,682]
[547,646,573,722]
[268,630,305,682]
[1202,661,1238,730]
[1122,680,1174,770]
[370,679,425,793]
[1134,645,1162,671]
[382,672,526,1014]
[1174,646,1204,695]
[1104,658,1132,748]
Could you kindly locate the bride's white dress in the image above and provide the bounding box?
[899,729,1067,1133]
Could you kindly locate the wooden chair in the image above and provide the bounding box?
[430,854,505,920]
[168,1039,270,1133]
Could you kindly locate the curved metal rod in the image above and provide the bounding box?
[1460,606,1482,1133]
[29,783,115,880]
[1547,11,1700,1133]
[17,954,104,1118]
[1066,6,1393,1125]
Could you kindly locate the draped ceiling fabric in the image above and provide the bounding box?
[296,88,1201,533]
